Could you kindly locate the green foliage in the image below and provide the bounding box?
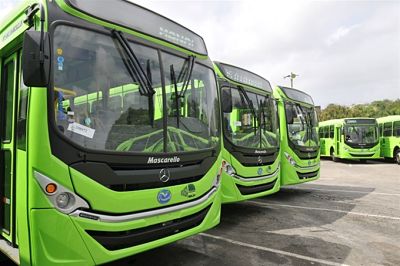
[320,99,400,121]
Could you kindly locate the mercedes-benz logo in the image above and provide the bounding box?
[159,168,170,183]
[257,156,262,164]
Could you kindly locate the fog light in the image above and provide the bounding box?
[56,192,71,209]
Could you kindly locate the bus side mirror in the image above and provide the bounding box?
[221,88,232,113]
[22,31,51,87]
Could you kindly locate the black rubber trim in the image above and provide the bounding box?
[297,170,319,180]
[349,153,375,158]
[345,141,379,149]
[236,179,276,195]
[287,140,319,160]
[70,156,216,191]
[86,205,211,250]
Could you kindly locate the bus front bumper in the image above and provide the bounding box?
[220,164,280,203]
[341,147,380,160]
[281,158,320,186]
[29,186,221,265]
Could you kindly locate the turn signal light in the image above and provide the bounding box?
[45,183,57,194]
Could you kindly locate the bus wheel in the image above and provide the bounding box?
[395,149,400,165]
[330,149,338,162]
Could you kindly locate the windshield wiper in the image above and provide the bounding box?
[170,55,195,128]
[170,64,181,128]
[238,86,257,136]
[259,97,272,148]
[112,30,156,126]
[178,55,195,99]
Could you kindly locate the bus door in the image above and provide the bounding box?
[335,126,340,156]
[0,52,18,245]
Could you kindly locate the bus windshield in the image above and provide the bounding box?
[285,102,319,148]
[53,25,219,153]
[344,124,378,145]
[221,87,279,149]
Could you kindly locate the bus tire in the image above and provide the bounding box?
[395,148,400,165]
[330,148,338,162]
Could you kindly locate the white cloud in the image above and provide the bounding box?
[325,24,360,46]
[1,0,399,107]
[134,0,400,107]
[0,0,23,24]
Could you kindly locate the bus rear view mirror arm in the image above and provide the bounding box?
[22,30,51,87]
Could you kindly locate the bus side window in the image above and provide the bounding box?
[378,123,383,137]
[383,122,392,137]
[324,126,329,138]
[394,121,400,137]
[329,125,334,139]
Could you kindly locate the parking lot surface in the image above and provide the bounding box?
[114,159,400,266]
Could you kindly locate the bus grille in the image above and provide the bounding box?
[236,179,277,195]
[349,153,375,157]
[86,205,211,250]
[297,170,319,180]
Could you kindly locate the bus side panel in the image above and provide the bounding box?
[30,209,94,265]
[15,149,30,265]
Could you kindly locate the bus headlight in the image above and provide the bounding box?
[284,152,297,166]
[56,192,72,209]
[222,160,236,176]
[34,171,89,214]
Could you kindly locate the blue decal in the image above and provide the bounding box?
[57,56,65,70]
[57,56,65,63]
[157,189,171,204]
[257,167,263,175]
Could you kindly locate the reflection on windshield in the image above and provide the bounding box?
[344,125,378,144]
[221,87,279,149]
[285,103,319,147]
[53,25,219,153]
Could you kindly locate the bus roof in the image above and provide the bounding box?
[63,0,208,55]
[277,86,314,106]
[376,115,400,123]
[214,61,272,93]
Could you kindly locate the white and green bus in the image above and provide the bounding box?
[377,115,400,164]
[0,0,223,264]
[319,118,380,162]
[214,62,280,203]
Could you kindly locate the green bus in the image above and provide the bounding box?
[0,0,223,264]
[377,115,400,164]
[273,86,320,185]
[319,118,380,161]
[214,62,280,203]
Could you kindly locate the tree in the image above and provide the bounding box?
[319,99,400,121]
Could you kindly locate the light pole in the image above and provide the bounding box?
[283,72,299,88]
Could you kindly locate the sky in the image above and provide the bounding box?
[1,0,399,108]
